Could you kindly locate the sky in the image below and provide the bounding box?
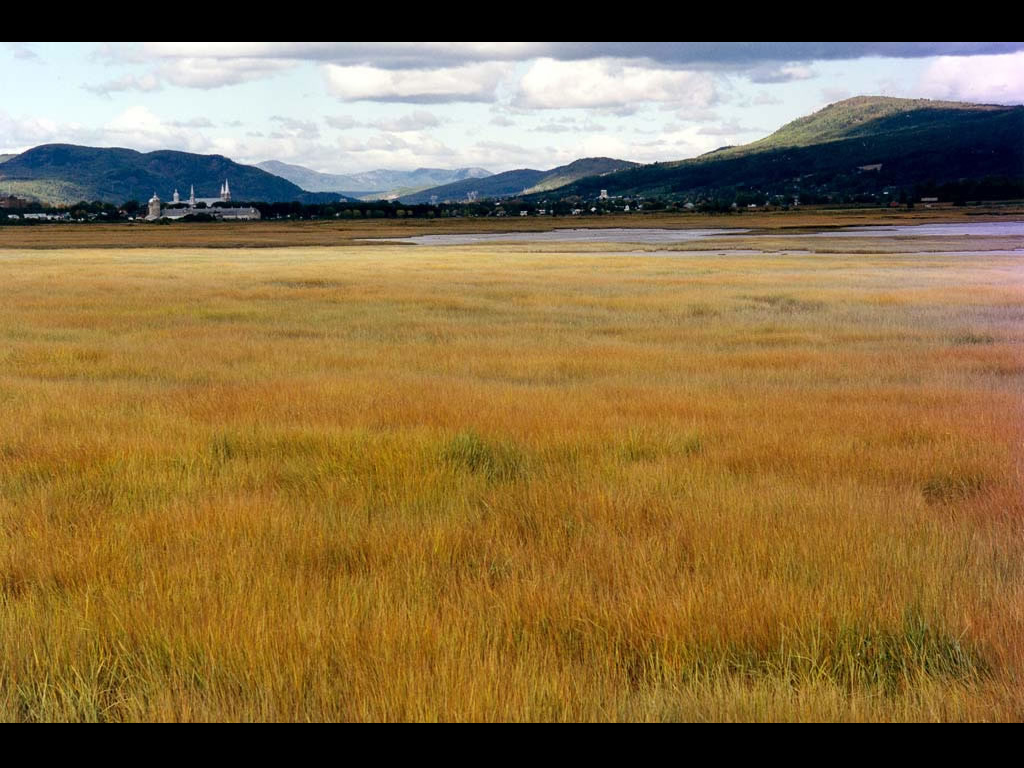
[2,42,1023,175]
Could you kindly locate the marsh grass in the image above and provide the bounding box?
[922,472,988,506]
[443,431,528,484]
[953,333,996,346]
[0,240,1022,721]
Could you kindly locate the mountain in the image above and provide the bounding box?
[401,170,545,204]
[400,157,639,204]
[0,154,16,164]
[543,97,1024,201]
[522,158,643,195]
[730,96,1010,154]
[0,145,354,205]
[257,160,492,198]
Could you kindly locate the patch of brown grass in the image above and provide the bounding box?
[0,241,1022,721]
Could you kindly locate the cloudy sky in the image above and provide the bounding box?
[2,42,1023,174]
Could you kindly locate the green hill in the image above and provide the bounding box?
[522,158,640,195]
[400,158,637,204]
[721,96,1010,156]
[0,145,352,205]
[546,97,1024,202]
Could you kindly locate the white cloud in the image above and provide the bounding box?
[140,42,550,68]
[516,59,718,111]
[532,121,574,134]
[697,120,762,138]
[748,63,816,84]
[820,87,852,105]
[171,117,215,129]
[84,57,294,94]
[1,106,213,155]
[919,52,1024,104]
[325,111,443,132]
[750,91,783,107]
[371,111,443,132]
[325,64,504,103]
[4,42,39,61]
[531,116,607,134]
[97,107,227,154]
[84,73,162,96]
[329,131,462,171]
[105,106,166,134]
[326,115,361,130]
[161,57,294,89]
[0,110,64,152]
[270,116,320,140]
[104,106,184,150]
[463,140,544,168]
[118,42,1024,69]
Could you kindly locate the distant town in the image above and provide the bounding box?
[2,187,981,228]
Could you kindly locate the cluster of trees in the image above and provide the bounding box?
[915,176,1024,206]
[5,177,1022,228]
[249,201,437,220]
[0,199,123,224]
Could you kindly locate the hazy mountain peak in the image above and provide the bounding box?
[399,157,639,204]
[256,161,493,197]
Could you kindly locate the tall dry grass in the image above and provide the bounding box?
[0,242,1022,721]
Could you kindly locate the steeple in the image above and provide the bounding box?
[189,185,196,208]
[222,179,231,203]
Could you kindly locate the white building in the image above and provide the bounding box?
[146,180,260,221]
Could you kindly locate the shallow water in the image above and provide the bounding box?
[798,222,1024,238]
[370,221,1024,247]
[367,228,749,246]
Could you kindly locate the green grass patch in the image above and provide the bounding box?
[443,431,528,483]
[922,472,987,505]
[743,295,826,314]
[612,615,988,695]
[953,333,996,346]
[619,430,703,464]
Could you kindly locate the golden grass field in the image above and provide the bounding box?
[1,219,1022,721]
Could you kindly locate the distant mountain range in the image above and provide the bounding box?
[256,160,492,200]
[541,97,1024,201]
[2,97,1021,208]
[398,158,640,204]
[0,145,353,205]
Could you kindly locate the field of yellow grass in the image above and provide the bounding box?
[1,236,1022,721]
